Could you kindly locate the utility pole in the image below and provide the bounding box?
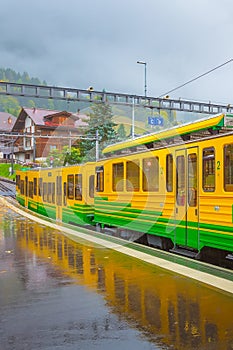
[137,60,147,97]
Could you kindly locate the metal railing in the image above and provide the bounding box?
[0,81,233,114]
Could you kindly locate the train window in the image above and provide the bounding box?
[67,174,74,199]
[166,154,173,192]
[29,181,33,199]
[33,178,37,196]
[224,144,233,191]
[63,182,67,206]
[52,183,55,204]
[43,183,47,202]
[113,163,124,191]
[203,148,215,192]
[16,175,20,189]
[89,175,94,198]
[176,156,185,206]
[96,166,104,192]
[48,183,52,203]
[188,153,197,207]
[20,180,24,195]
[38,178,42,197]
[126,160,140,192]
[56,176,62,206]
[75,174,82,200]
[142,157,159,191]
[25,176,28,197]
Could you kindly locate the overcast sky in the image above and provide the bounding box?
[1,0,233,104]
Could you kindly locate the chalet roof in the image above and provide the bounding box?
[24,108,70,125]
[12,107,89,130]
[0,112,16,131]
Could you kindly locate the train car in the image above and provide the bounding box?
[16,167,39,210]
[16,162,96,225]
[94,113,233,261]
[61,162,95,225]
[16,112,233,261]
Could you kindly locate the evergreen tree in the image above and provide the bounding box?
[80,100,118,161]
[117,123,127,140]
[0,95,20,116]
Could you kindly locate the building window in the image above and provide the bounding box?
[126,160,139,192]
[203,148,215,192]
[142,157,159,192]
[113,163,124,191]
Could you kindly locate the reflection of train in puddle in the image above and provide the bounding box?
[17,220,233,349]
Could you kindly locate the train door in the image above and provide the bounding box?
[56,171,62,222]
[175,147,199,249]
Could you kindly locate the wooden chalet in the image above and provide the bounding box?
[12,107,89,164]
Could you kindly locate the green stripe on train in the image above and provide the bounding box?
[63,205,94,225]
[16,195,25,207]
[36,202,56,219]
[94,205,233,252]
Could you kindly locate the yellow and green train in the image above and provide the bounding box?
[16,113,233,262]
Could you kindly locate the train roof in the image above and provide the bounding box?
[103,113,233,155]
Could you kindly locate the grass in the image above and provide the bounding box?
[113,115,149,135]
[0,163,23,180]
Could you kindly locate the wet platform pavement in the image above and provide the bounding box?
[0,201,233,350]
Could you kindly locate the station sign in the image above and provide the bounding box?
[148,116,164,126]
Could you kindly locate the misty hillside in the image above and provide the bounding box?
[0,68,181,135]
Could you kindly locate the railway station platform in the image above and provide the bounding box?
[1,196,233,296]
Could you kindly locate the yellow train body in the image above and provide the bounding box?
[16,113,233,260]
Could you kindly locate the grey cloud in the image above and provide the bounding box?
[1,40,45,58]
[0,0,233,103]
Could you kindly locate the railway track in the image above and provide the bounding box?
[0,178,16,198]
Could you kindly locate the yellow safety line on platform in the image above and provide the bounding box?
[1,197,233,295]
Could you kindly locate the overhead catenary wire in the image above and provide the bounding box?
[158,58,233,98]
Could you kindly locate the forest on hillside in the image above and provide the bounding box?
[0,68,88,116]
[0,68,177,134]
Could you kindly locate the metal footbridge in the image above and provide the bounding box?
[0,81,233,115]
